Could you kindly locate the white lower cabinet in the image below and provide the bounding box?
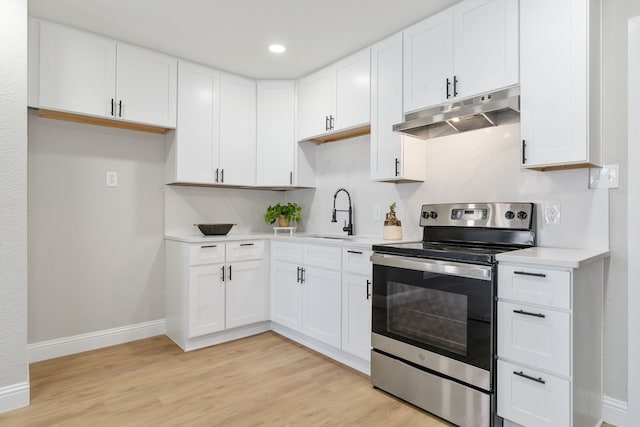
[341,247,372,361]
[496,255,605,427]
[270,241,341,347]
[165,239,268,351]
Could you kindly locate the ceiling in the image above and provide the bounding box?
[28,0,460,79]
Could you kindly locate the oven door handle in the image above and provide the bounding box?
[370,253,492,281]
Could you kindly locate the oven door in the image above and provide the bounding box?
[371,253,495,391]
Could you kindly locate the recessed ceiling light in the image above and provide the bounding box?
[268,44,286,54]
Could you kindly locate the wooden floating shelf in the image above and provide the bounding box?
[305,124,371,144]
[38,109,173,135]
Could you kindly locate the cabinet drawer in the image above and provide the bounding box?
[498,301,570,377]
[498,264,571,309]
[270,241,303,264]
[497,360,570,427]
[189,242,225,266]
[225,240,265,262]
[342,248,373,275]
[303,244,342,270]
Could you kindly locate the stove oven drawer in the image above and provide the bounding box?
[498,264,570,309]
[497,301,570,377]
[497,360,570,427]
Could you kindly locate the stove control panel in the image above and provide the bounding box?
[420,202,534,229]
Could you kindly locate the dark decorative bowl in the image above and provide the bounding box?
[194,223,234,236]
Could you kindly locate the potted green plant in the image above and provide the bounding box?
[264,202,302,227]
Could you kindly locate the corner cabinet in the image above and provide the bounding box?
[166,61,256,186]
[403,0,518,113]
[297,49,371,142]
[38,20,177,129]
[496,248,607,427]
[519,0,602,171]
[370,32,426,182]
[165,239,268,351]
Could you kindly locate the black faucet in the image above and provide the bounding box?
[331,188,354,235]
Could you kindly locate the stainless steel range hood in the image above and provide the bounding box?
[393,86,520,140]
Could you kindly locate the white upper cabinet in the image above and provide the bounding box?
[39,21,116,119]
[256,80,296,187]
[218,72,257,186]
[38,21,177,128]
[166,62,256,186]
[115,43,177,127]
[297,48,370,142]
[370,32,426,182]
[520,0,601,170]
[403,0,519,114]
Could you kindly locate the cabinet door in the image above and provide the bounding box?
[219,72,256,186]
[115,43,177,127]
[403,9,453,113]
[226,260,267,329]
[170,61,220,184]
[334,49,370,131]
[302,266,342,347]
[453,0,519,98]
[520,0,589,167]
[341,273,372,360]
[270,260,303,331]
[188,263,225,337]
[256,80,296,186]
[297,67,335,140]
[39,21,116,118]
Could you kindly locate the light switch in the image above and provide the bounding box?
[106,171,118,187]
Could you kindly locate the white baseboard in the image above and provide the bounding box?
[603,395,628,427]
[0,382,29,414]
[28,319,166,363]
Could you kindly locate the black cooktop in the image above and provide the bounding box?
[371,241,524,265]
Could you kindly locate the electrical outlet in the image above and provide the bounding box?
[543,203,561,225]
[106,171,118,187]
[373,205,381,221]
[589,165,620,189]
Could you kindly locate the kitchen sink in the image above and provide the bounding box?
[304,234,354,241]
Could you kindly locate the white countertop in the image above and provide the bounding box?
[496,247,610,269]
[165,232,414,249]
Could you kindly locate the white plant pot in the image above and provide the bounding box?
[383,225,402,240]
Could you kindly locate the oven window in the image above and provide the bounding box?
[373,265,494,371]
[387,281,468,356]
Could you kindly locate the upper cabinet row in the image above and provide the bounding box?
[36,21,177,130]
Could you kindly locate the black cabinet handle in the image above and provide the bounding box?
[111,98,115,116]
[118,100,122,117]
[514,270,546,278]
[513,370,546,385]
[221,265,225,282]
[215,168,219,182]
[290,171,293,185]
[201,245,217,249]
[395,158,400,177]
[301,268,306,283]
[325,116,329,131]
[446,78,451,99]
[330,115,335,130]
[347,250,363,255]
[513,309,546,319]
[228,264,232,281]
[220,169,224,183]
[522,140,527,164]
[366,279,371,300]
[453,75,458,97]
[296,267,301,283]
[240,243,255,247]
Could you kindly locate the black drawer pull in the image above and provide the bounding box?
[366,279,371,300]
[201,245,217,248]
[513,309,546,319]
[347,250,363,255]
[240,243,255,247]
[514,271,547,278]
[513,370,546,385]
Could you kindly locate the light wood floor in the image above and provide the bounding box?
[0,332,453,426]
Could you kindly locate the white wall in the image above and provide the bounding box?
[289,124,609,250]
[28,113,166,343]
[0,0,29,413]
